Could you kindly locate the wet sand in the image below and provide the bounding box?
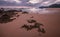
[0,8,60,37]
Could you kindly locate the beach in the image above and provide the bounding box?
[0,8,60,37]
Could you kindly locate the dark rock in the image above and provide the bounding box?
[22,11,28,14]
[27,19,36,23]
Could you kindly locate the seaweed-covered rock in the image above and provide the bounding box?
[27,19,36,23]
[0,8,19,23]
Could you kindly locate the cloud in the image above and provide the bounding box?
[40,1,53,6]
[0,0,30,6]
[4,0,22,3]
[0,0,60,7]
[28,0,42,4]
[40,0,60,6]
[0,0,24,6]
[20,0,29,3]
[55,0,60,2]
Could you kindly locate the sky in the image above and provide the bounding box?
[0,0,60,7]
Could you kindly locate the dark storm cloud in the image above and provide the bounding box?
[0,1,7,5]
[0,0,60,7]
[0,0,30,6]
[0,0,4,1]
[0,1,17,6]
[20,0,29,3]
